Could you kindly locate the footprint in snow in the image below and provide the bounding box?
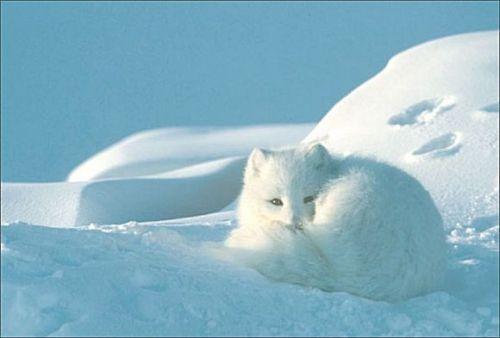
[388,96,456,126]
[481,101,500,113]
[408,132,462,160]
[471,101,499,121]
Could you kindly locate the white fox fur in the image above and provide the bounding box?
[225,144,446,302]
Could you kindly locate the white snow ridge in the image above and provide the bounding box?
[1,31,499,336]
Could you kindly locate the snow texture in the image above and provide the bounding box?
[1,124,312,227]
[67,124,314,182]
[1,31,499,336]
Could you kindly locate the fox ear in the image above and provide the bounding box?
[246,148,269,177]
[303,143,329,169]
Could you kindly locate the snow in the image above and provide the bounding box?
[67,124,314,182]
[2,158,245,227]
[1,124,312,227]
[304,30,499,229]
[0,219,496,337]
[1,31,499,336]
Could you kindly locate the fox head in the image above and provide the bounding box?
[240,143,332,231]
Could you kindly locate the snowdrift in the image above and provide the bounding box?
[2,158,245,227]
[68,124,314,182]
[1,31,499,337]
[1,124,313,227]
[304,31,499,228]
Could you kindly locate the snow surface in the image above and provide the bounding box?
[2,216,498,337]
[304,31,499,229]
[1,124,312,227]
[1,31,499,336]
[67,124,314,182]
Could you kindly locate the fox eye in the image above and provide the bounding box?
[269,198,283,206]
[303,195,315,204]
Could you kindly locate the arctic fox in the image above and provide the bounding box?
[225,143,446,302]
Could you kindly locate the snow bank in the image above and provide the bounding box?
[1,125,312,227]
[304,30,499,229]
[68,124,314,182]
[1,157,245,227]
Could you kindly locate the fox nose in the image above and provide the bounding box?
[285,218,304,233]
[288,216,303,230]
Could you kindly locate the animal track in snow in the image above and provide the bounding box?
[471,101,499,120]
[409,132,462,159]
[481,101,500,113]
[388,96,456,126]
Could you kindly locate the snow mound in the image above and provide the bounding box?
[1,157,245,227]
[304,30,499,229]
[1,125,312,227]
[68,124,314,182]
